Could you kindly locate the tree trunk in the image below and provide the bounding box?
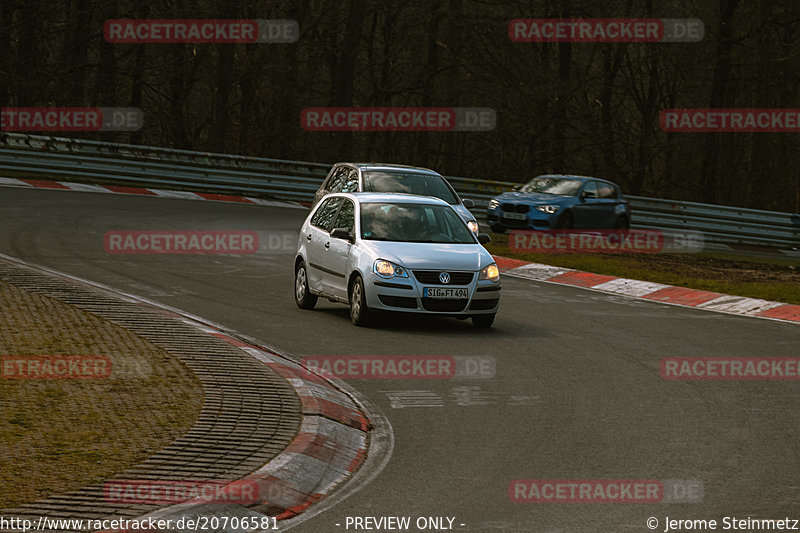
[96,0,118,106]
[699,0,740,204]
[335,0,366,157]
[128,2,150,144]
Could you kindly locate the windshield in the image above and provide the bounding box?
[362,171,459,205]
[360,202,475,244]
[520,177,582,196]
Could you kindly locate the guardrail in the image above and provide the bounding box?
[1,132,798,250]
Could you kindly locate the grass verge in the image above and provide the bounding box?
[0,282,203,509]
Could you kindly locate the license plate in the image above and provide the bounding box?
[503,212,526,220]
[424,287,468,299]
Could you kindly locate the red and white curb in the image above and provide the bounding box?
[495,256,800,325]
[129,319,371,524]
[0,176,306,209]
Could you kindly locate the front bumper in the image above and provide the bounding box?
[365,270,500,315]
[487,207,557,230]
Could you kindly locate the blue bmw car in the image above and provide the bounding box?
[487,175,631,232]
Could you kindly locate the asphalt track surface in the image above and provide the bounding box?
[2,187,799,532]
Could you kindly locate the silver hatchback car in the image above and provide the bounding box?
[294,193,501,328]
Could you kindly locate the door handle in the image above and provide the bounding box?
[324,242,330,249]
[306,234,312,241]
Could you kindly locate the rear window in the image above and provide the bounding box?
[362,171,458,205]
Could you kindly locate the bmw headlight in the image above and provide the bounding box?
[467,220,480,234]
[479,263,500,282]
[373,259,409,279]
[488,199,500,209]
[535,205,561,214]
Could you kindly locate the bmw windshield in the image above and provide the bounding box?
[520,177,582,196]
[362,171,459,205]
[360,202,475,244]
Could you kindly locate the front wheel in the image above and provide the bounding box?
[349,275,373,327]
[614,215,630,229]
[556,211,574,229]
[295,260,317,309]
[472,314,495,328]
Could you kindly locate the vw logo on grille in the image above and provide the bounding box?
[439,272,451,284]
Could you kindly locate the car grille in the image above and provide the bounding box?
[469,298,499,311]
[502,203,529,213]
[413,271,475,285]
[421,299,469,312]
[378,295,418,309]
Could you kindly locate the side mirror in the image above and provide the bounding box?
[462,198,475,209]
[330,228,354,243]
[331,228,356,242]
[477,233,491,245]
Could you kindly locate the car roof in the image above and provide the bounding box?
[534,174,617,185]
[329,192,450,206]
[335,162,440,175]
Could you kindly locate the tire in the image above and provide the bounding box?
[556,211,574,229]
[472,314,495,328]
[349,275,373,327]
[614,215,630,229]
[489,224,506,234]
[294,260,317,309]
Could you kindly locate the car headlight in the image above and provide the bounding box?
[488,199,500,209]
[373,259,409,279]
[479,263,500,282]
[467,220,480,234]
[535,205,560,214]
